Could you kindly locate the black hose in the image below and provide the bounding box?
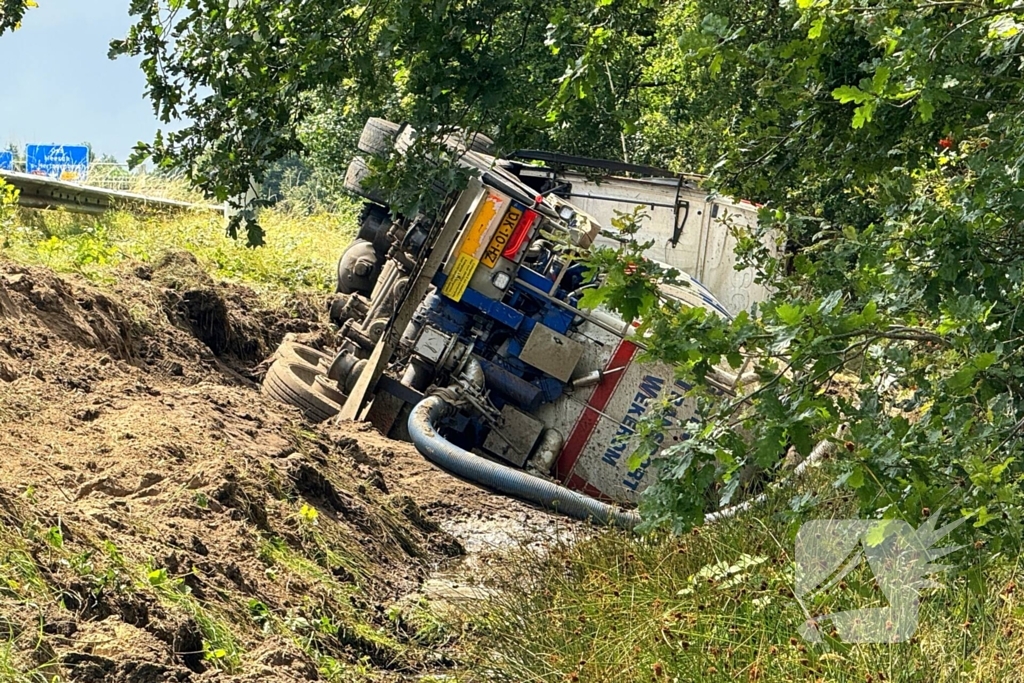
[408,395,640,530]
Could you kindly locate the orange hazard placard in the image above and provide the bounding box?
[441,191,510,301]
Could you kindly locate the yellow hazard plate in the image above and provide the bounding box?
[442,252,480,302]
[482,204,523,268]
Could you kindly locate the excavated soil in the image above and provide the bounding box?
[0,254,569,682]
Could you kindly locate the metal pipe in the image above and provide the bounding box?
[401,357,435,392]
[703,439,836,525]
[568,192,682,210]
[571,366,625,389]
[528,428,564,474]
[364,260,400,324]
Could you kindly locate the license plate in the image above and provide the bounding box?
[482,203,523,268]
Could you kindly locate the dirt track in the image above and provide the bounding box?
[0,254,569,681]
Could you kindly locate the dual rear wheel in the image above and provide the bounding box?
[261,341,346,423]
[344,118,497,206]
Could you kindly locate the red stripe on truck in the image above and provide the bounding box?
[555,339,639,485]
[566,474,613,502]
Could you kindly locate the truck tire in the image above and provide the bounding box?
[466,132,495,155]
[444,129,495,155]
[272,341,332,371]
[262,360,341,423]
[343,156,387,205]
[357,118,400,156]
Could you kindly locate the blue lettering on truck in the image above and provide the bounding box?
[601,375,665,466]
[592,375,700,491]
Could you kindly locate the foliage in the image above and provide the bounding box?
[109,0,659,234]
[0,0,33,36]
[263,154,351,215]
[568,1,1024,549]
[0,179,18,249]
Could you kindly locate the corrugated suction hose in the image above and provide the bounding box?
[409,395,836,531]
[408,395,640,530]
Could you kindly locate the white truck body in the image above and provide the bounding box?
[551,170,772,316]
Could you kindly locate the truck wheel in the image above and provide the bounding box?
[343,156,387,205]
[312,375,348,405]
[466,132,495,155]
[357,118,400,156]
[272,341,332,370]
[445,129,495,155]
[262,360,341,423]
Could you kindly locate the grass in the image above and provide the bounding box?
[1,182,359,294]
[258,532,408,679]
[0,538,47,603]
[0,494,420,681]
[0,520,66,682]
[0,642,55,683]
[457,465,1023,683]
[3,515,245,674]
[143,565,245,672]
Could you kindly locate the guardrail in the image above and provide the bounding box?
[0,169,225,216]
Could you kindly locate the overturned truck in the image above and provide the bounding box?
[262,118,769,527]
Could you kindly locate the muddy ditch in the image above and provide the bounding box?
[0,254,571,682]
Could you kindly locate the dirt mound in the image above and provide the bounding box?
[147,251,325,371]
[0,265,135,375]
[0,254,572,681]
[0,256,460,681]
[0,255,328,389]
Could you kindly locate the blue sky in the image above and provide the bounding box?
[0,1,164,164]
